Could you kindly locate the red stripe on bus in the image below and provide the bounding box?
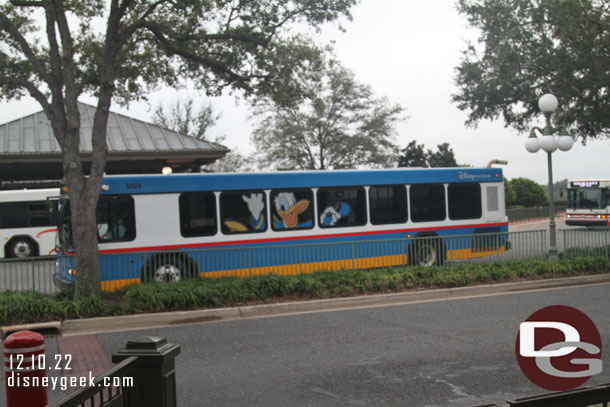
[36,228,57,238]
[97,222,509,255]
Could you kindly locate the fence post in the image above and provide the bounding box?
[112,336,181,407]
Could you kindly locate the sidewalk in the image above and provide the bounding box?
[55,334,113,391]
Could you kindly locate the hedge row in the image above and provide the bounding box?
[1,256,609,325]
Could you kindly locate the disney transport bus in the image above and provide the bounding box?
[0,188,58,258]
[54,168,509,291]
[566,179,610,227]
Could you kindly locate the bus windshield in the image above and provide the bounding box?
[56,196,136,253]
[568,188,606,209]
[56,200,74,253]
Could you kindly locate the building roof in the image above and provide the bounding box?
[0,102,230,184]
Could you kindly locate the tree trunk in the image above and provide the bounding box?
[58,102,105,299]
[70,187,102,298]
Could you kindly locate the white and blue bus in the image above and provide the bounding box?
[54,168,509,291]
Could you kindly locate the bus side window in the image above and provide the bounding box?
[26,202,53,227]
[410,184,446,222]
[0,202,28,229]
[369,185,408,225]
[97,197,135,242]
[270,189,314,231]
[448,183,482,220]
[179,192,217,237]
[220,190,267,234]
[317,187,366,228]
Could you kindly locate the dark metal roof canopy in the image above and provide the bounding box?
[0,102,230,187]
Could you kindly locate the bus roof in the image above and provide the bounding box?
[99,168,504,195]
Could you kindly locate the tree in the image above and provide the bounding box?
[251,59,404,170]
[506,178,548,207]
[398,141,427,167]
[152,97,221,142]
[453,0,610,140]
[427,142,458,167]
[0,0,356,298]
[398,141,459,168]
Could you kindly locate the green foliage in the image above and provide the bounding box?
[453,0,609,140]
[398,141,428,167]
[506,178,548,207]
[2,256,610,325]
[398,141,459,168]
[251,58,404,170]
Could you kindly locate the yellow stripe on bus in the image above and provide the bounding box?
[99,247,505,291]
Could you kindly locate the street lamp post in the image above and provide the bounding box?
[525,94,574,259]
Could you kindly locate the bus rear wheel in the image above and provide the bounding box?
[8,237,37,258]
[143,254,195,283]
[408,238,445,267]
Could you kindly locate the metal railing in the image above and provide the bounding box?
[0,255,58,294]
[563,227,610,258]
[3,227,609,294]
[88,230,546,291]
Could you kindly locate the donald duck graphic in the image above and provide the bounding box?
[272,192,312,229]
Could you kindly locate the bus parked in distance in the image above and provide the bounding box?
[0,188,58,258]
[54,168,509,291]
[566,179,610,227]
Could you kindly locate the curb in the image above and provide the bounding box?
[5,273,610,337]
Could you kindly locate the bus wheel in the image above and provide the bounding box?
[143,254,194,283]
[8,237,37,258]
[409,238,445,266]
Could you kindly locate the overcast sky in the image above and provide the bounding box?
[0,0,608,185]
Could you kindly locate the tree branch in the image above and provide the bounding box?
[144,23,255,88]
[0,12,53,85]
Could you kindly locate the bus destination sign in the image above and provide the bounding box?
[570,181,600,188]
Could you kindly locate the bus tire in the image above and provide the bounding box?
[7,236,38,258]
[142,253,196,283]
[408,237,445,267]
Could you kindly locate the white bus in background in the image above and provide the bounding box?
[566,179,610,227]
[0,188,58,258]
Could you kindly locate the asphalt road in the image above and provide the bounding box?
[89,283,610,407]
